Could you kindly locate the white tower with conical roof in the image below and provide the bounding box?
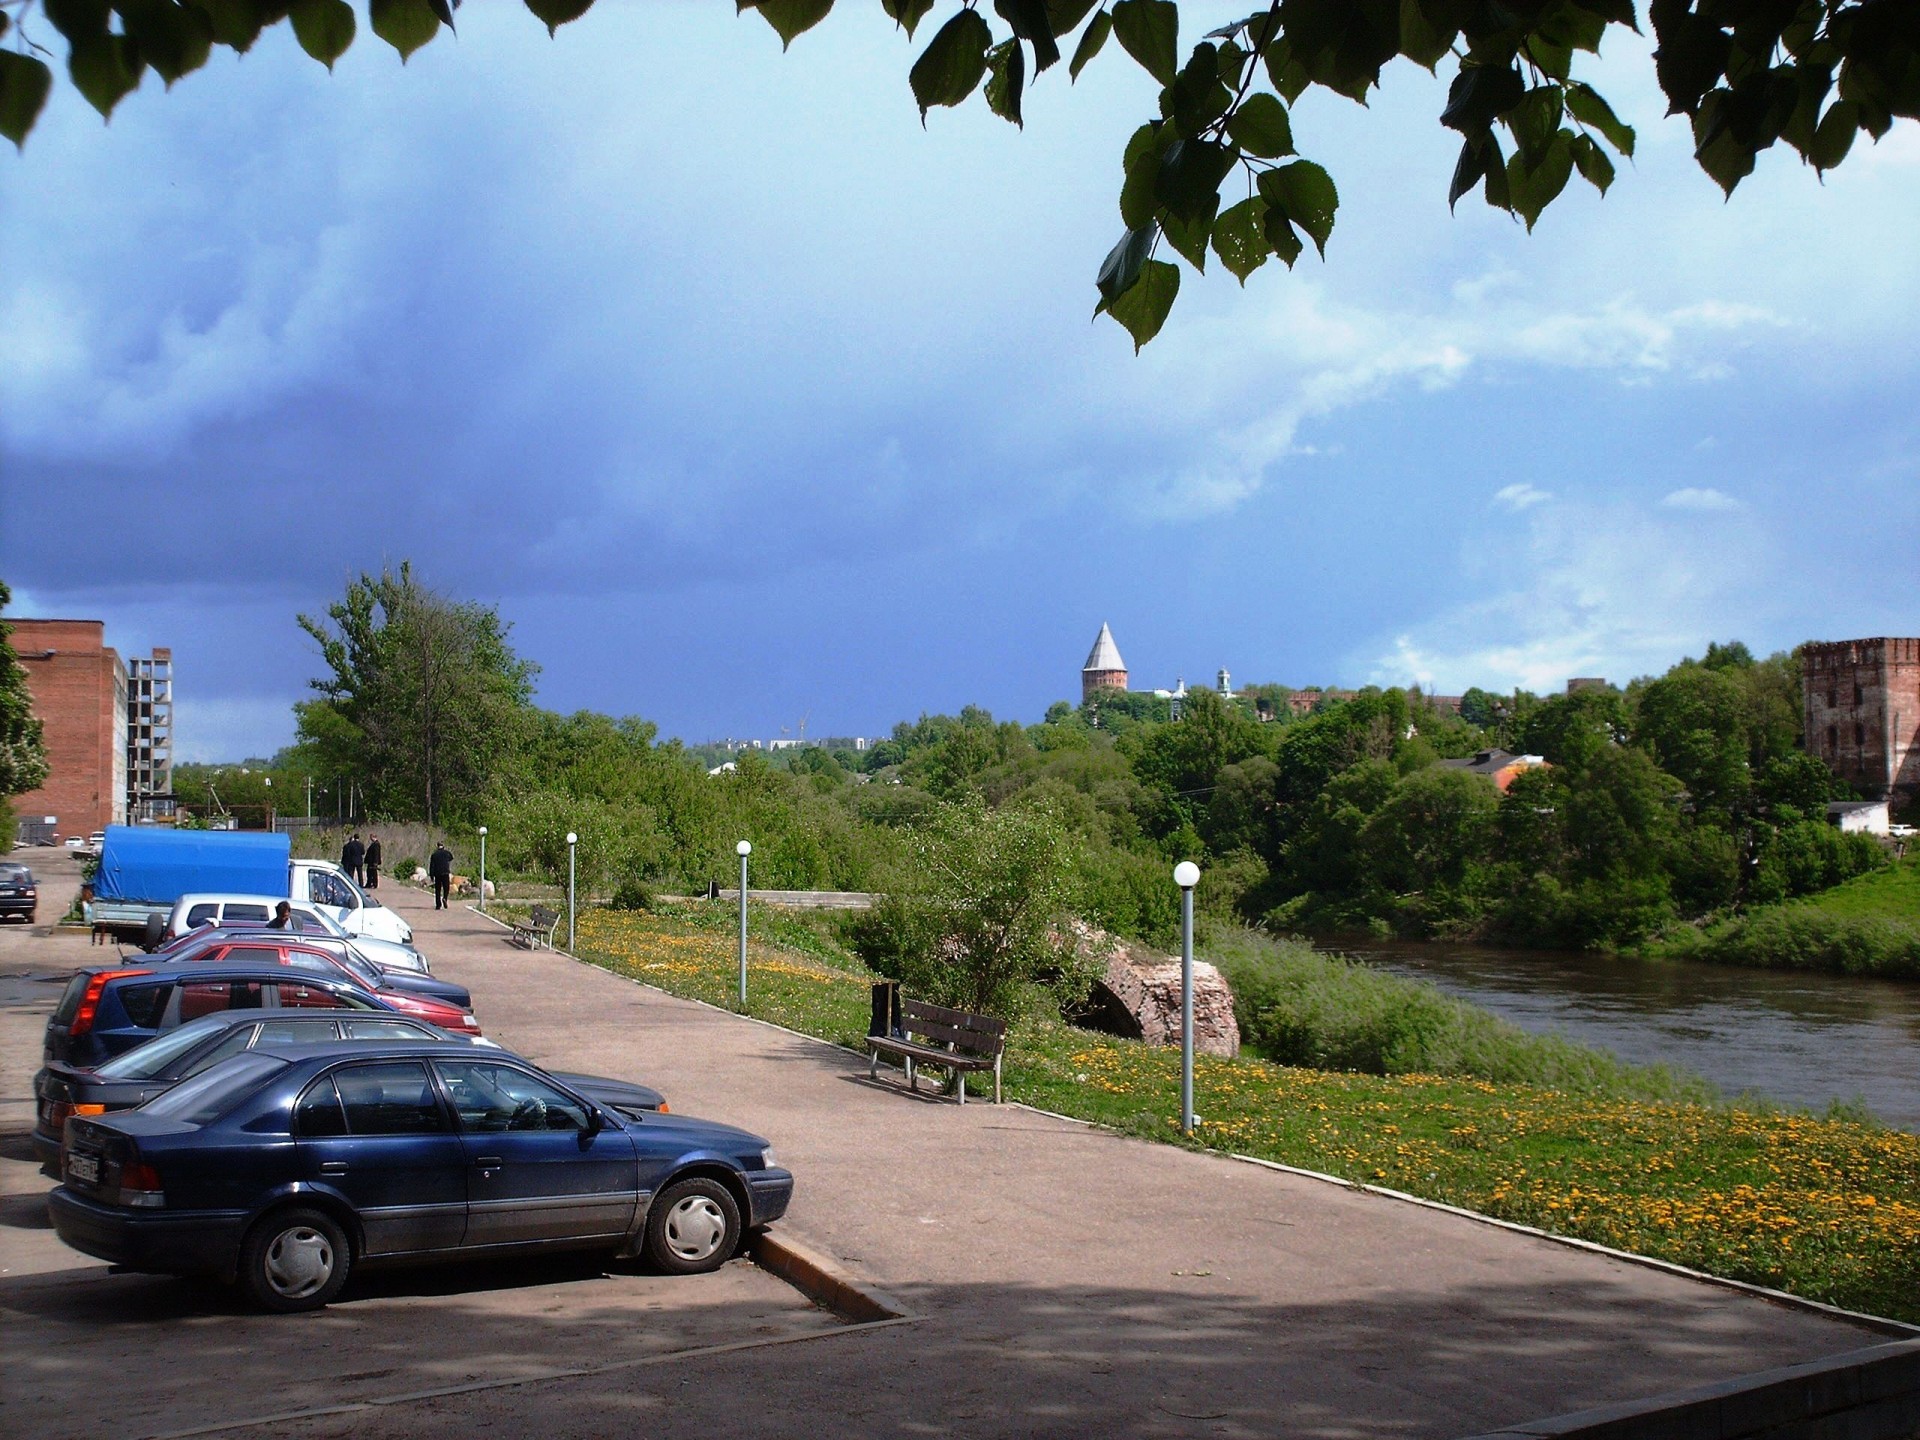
[1081,623,1129,704]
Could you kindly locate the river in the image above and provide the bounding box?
[1325,939,1920,1132]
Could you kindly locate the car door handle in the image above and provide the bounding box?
[474,1156,502,1169]
[319,1162,348,1176]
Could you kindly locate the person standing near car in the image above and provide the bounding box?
[268,901,295,930]
[364,834,383,891]
[429,841,454,910]
[341,832,366,885]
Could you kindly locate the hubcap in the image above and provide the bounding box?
[663,1195,729,1261]
[264,1226,335,1298]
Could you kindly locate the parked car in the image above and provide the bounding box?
[149,930,475,1017]
[163,895,431,973]
[0,862,36,923]
[30,1012,666,1166]
[42,961,474,1070]
[50,1040,790,1311]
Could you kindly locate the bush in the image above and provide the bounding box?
[1211,929,1717,1103]
[1672,908,1920,978]
[609,876,654,911]
[394,857,419,880]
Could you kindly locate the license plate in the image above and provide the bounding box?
[67,1153,99,1184]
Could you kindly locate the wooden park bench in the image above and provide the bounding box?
[510,904,562,950]
[865,985,1006,1105]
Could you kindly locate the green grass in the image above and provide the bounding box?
[536,901,1920,1325]
[1650,857,1920,978]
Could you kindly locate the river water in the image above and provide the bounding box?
[1325,939,1920,1132]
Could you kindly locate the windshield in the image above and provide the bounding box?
[139,1053,288,1125]
[94,1016,236,1080]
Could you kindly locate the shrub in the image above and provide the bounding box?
[1211,929,1717,1103]
[609,876,654,911]
[394,857,419,880]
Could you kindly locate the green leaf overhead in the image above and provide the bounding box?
[1105,255,1179,350]
[288,0,357,68]
[0,51,54,148]
[995,0,1061,72]
[525,0,597,38]
[369,0,442,61]
[1257,159,1338,257]
[119,0,215,85]
[882,0,937,39]
[1225,91,1293,156]
[1111,0,1178,85]
[985,36,1026,125]
[1069,7,1112,79]
[1095,223,1156,304]
[910,6,994,118]
[755,0,835,49]
[191,0,274,51]
[1565,81,1635,156]
[68,31,145,117]
[1209,195,1270,282]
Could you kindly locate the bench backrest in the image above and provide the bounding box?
[900,998,1006,1059]
[529,905,559,929]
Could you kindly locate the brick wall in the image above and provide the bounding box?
[9,618,127,837]
[1803,637,1920,802]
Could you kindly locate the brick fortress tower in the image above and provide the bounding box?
[1802,637,1920,806]
[1082,623,1129,705]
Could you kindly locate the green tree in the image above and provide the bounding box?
[1514,687,1626,766]
[0,581,51,840]
[1632,662,1753,820]
[297,563,538,826]
[7,2,1908,347]
[848,797,1093,1018]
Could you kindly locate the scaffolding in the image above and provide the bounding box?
[126,648,175,821]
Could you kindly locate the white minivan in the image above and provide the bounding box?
[289,860,413,947]
[164,893,431,974]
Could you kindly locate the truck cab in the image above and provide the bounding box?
[291,860,412,947]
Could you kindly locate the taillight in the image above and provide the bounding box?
[46,1100,73,1130]
[70,970,148,1035]
[116,1158,165,1208]
[73,1103,106,1116]
[656,1101,669,1113]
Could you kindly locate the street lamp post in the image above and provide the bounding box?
[305,776,313,822]
[736,840,752,1007]
[477,826,488,915]
[263,776,273,833]
[566,832,578,951]
[1174,860,1201,1136]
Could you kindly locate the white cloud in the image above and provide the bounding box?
[1662,487,1742,512]
[1360,498,1776,693]
[1494,483,1553,511]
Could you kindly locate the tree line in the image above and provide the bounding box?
[232,566,1888,962]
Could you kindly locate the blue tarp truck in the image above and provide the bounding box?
[86,827,412,947]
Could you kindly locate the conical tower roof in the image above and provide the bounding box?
[1083,622,1127,674]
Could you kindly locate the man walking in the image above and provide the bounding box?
[341,832,366,886]
[364,833,383,891]
[428,841,454,911]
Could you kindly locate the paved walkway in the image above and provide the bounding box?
[253,883,1894,1440]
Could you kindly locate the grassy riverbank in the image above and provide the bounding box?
[539,902,1920,1325]
[1645,857,1920,979]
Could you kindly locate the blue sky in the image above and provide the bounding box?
[3,3,1916,760]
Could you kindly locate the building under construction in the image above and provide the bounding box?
[127,648,175,822]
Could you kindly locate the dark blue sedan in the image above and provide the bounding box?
[49,1040,793,1312]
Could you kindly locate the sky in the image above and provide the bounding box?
[3,2,1916,761]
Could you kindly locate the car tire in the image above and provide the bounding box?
[240,1207,352,1312]
[644,1176,741,1275]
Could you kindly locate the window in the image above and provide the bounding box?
[214,943,286,966]
[95,1016,234,1080]
[177,979,266,1022]
[309,872,358,909]
[340,1017,431,1041]
[186,903,220,927]
[255,1018,336,1045]
[273,981,348,1010]
[117,982,175,1028]
[1856,723,1866,746]
[434,1061,589,1133]
[1828,725,1838,749]
[295,1076,348,1137]
[142,1053,287,1125]
[178,1025,261,1077]
[1827,689,1837,708]
[1854,684,1864,706]
[332,1062,447,1135]
[225,903,271,923]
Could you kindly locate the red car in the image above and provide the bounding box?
[149,933,480,1036]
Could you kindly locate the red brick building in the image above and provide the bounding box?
[1803,637,1920,806]
[1081,623,1129,705]
[9,619,129,839]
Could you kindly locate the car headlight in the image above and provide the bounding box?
[758,1148,777,1169]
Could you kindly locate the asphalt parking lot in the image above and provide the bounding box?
[1,849,1907,1440]
[0,852,843,1440]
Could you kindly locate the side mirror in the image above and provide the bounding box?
[583,1105,605,1137]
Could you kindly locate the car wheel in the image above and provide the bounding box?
[644,1176,741,1275]
[241,1207,351,1312]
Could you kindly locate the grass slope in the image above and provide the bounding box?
[542,901,1920,1325]
[1652,857,1920,978]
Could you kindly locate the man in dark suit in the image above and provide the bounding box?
[429,842,454,910]
[364,834,383,891]
[341,833,365,885]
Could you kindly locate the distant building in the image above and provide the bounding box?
[1216,668,1232,697]
[1826,800,1890,836]
[126,648,174,822]
[1567,677,1610,694]
[1803,638,1919,804]
[11,620,126,838]
[1440,748,1550,793]
[1082,623,1129,705]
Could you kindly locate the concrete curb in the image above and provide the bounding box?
[1460,1337,1920,1440]
[749,1230,918,1325]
